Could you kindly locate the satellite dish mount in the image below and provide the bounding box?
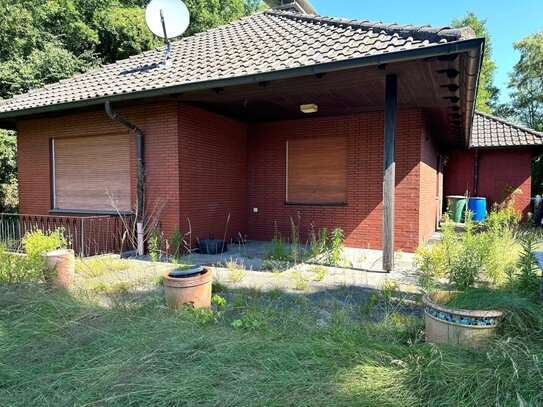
[159,10,172,67]
[145,0,190,68]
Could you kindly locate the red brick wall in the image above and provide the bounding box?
[418,119,438,245]
[444,149,532,215]
[17,102,181,237]
[443,150,475,199]
[177,104,248,245]
[478,149,532,214]
[246,109,424,252]
[17,104,440,253]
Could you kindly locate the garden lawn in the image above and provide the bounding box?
[1,267,542,406]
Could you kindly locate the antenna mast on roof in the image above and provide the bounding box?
[145,0,190,67]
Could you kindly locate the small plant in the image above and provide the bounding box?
[382,278,399,302]
[307,227,349,267]
[171,227,182,260]
[181,304,217,324]
[226,258,247,283]
[212,280,229,293]
[329,228,347,267]
[264,223,291,261]
[211,294,227,309]
[361,292,380,315]
[291,271,310,291]
[509,234,540,296]
[149,228,161,262]
[231,314,262,330]
[268,288,283,300]
[290,216,301,264]
[309,264,327,281]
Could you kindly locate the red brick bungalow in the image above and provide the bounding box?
[0,6,490,270]
[444,112,543,215]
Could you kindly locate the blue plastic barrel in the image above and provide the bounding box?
[467,197,487,222]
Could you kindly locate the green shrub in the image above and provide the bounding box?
[507,234,541,296]
[448,218,486,290]
[0,246,44,285]
[415,203,535,292]
[0,230,67,285]
[0,180,18,213]
[22,229,67,258]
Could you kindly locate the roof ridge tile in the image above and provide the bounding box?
[264,9,475,42]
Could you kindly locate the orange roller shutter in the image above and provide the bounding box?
[53,135,131,211]
[286,137,347,204]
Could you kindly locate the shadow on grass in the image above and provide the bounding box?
[1,283,542,406]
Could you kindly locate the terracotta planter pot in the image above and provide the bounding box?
[42,249,75,289]
[423,291,503,348]
[163,267,212,310]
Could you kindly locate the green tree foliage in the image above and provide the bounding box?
[0,130,16,212]
[452,12,499,114]
[508,33,543,132]
[183,0,265,37]
[503,33,543,196]
[0,131,16,184]
[0,0,265,98]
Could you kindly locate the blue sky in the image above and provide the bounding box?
[310,0,543,103]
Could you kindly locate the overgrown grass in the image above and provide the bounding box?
[75,256,130,277]
[440,287,543,338]
[1,279,543,406]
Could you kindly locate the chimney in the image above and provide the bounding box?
[264,0,318,15]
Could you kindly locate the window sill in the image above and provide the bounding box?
[49,209,133,216]
[284,202,347,207]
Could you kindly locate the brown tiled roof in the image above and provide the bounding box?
[471,112,543,148]
[0,10,475,118]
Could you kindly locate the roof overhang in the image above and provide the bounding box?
[0,38,483,147]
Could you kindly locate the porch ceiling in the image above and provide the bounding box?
[178,55,470,147]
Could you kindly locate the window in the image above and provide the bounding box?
[286,137,347,204]
[52,135,131,212]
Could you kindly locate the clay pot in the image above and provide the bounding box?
[42,249,75,289]
[163,267,212,310]
[423,291,503,348]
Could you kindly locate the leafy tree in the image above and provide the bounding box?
[0,0,266,98]
[0,130,17,212]
[508,33,543,132]
[183,0,264,37]
[452,12,499,114]
[0,131,16,184]
[93,5,160,63]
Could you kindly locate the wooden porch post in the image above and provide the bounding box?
[383,74,397,272]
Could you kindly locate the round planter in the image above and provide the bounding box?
[164,267,212,310]
[42,249,75,289]
[423,291,503,348]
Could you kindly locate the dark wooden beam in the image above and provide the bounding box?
[383,74,397,272]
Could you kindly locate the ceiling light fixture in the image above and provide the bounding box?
[300,103,318,114]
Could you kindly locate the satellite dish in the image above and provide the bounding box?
[145,0,190,67]
[145,0,190,39]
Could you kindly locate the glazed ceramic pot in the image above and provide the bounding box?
[423,291,503,348]
[163,267,212,309]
